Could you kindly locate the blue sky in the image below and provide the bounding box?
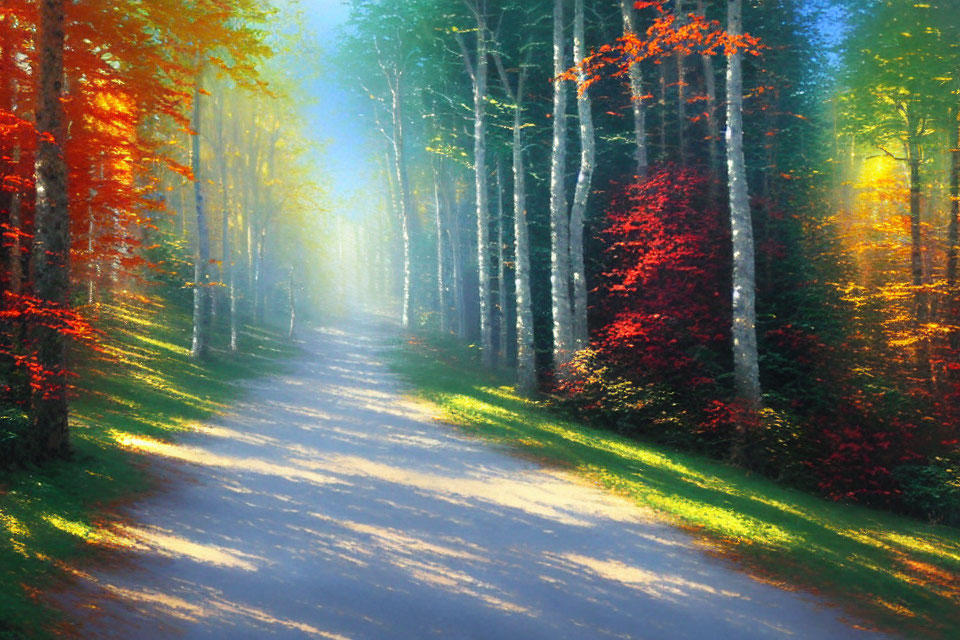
[280,0,381,218]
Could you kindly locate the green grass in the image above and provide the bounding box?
[391,334,960,639]
[0,294,297,639]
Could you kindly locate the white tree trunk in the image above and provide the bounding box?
[621,0,648,176]
[449,187,466,339]
[675,0,688,167]
[390,83,414,330]
[288,265,296,339]
[570,0,596,351]
[550,0,573,368]
[697,0,721,179]
[434,162,448,333]
[513,86,536,395]
[496,158,509,364]
[191,69,211,359]
[254,231,265,324]
[726,0,761,408]
[472,6,493,367]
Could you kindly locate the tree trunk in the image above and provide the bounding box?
[675,0,688,167]
[658,59,668,161]
[246,213,254,308]
[288,265,296,339]
[571,0,596,352]
[177,175,186,238]
[86,205,96,304]
[471,4,494,367]
[697,0,721,180]
[218,99,238,352]
[230,249,238,352]
[551,0,573,368]
[434,161,448,333]
[513,82,536,395]
[9,143,22,295]
[906,133,931,376]
[445,180,466,339]
[213,94,228,325]
[191,70,211,358]
[726,0,762,415]
[496,158,509,364]
[621,0,648,177]
[390,81,413,330]
[907,136,924,317]
[255,231,265,325]
[30,0,70,457]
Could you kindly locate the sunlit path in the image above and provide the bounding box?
[56,320,892,639]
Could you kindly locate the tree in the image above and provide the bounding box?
[190,66,212,359]
[841,0,960,374]
[726,0,762,420]
[569,0,596,351]
[457,0,494,366]
[621,0,649,177]
[29,0,71,458]
[550,0,573,368]
[492,30,536,393]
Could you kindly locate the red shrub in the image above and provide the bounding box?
[596,166,730,389]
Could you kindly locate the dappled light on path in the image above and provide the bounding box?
[57,321,893,639]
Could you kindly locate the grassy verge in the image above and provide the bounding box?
[0,294,297,639]
[391,334,960,639]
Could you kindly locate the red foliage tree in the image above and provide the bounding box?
[597,166,730,390]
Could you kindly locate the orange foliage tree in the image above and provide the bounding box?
[0,0,270,461]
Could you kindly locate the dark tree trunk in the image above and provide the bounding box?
[907,134,930,377]
[30,0,71,458]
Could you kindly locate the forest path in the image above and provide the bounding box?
[57,320,892,639]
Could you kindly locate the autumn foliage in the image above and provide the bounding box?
[1,0,269,456]
[564,0,762,94]
[595,166,729,390]
[556,168,959,517]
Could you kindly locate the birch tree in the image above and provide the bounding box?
[697,0,721,179]
[492,34,535,393]
[570,0,596,350]
[433,160,449,333]
[190,68,212,359]
[726,0,761,412]
[550,0,574,368]
[496,159,509,364]
[457,0,493,367]
[621,0,648,176]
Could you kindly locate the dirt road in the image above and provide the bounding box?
[58,324,891,639]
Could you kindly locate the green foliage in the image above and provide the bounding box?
[893,460,960,526]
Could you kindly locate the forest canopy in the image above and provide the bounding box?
[338,0,960,523]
